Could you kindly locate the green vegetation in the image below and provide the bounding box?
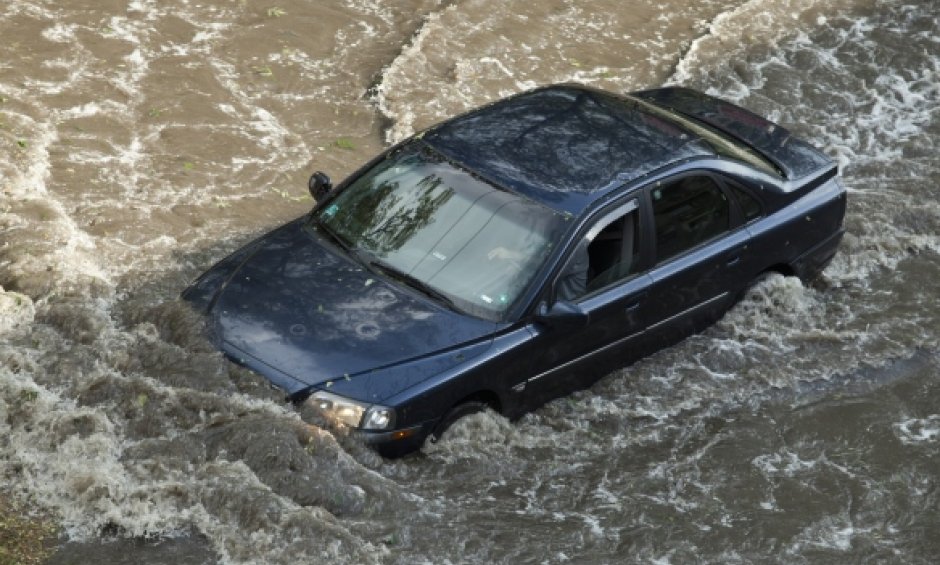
[18,390,37,404]
[333,138,355,150]
[268,186,307,202]
[0,495,56,565]
[251,65,273,77]
[381,533,400,546]
[266,7,286,18]
[16,140,26,149]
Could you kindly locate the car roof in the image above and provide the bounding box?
[422,84,715,215]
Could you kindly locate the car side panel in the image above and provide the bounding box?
[383,276,658,431]
[520,274,654,410]
[381,326,535,426]
[643,227,751,344]
[745,177,847,281]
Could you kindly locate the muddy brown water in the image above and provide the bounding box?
[1,0,939,563]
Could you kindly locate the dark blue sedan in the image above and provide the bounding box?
[183,85,846,456]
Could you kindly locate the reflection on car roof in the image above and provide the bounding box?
[423,85,713,214]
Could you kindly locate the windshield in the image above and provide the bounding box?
[311,143,569,320]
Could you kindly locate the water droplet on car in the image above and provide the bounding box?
[374,288,396,304]
[355,322,380,339]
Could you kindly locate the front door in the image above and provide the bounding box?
[521,199,654,407]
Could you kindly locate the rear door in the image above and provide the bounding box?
[642,173,753,344]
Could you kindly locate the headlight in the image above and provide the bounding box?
[305,391,395,430]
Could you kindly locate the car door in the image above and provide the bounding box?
[642,173,752,345]
[518,198,655,408]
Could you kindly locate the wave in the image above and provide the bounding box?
[373,0,763,143]
[669,0,861,86]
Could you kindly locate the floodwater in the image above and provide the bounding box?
[1,0,938,562]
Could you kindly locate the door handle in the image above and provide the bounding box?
[725,244,747,267]
[625,297,644,312]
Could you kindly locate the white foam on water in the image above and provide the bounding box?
[342,0,396,28]
[786,515,877,555]
[752,450,820,477]
[581,513,605,538]
[674,1,939,175]
[205,57,310,162]
[894,416,940,445]
[40,21,75,43]
[127,0,151,14]
[0,332,392,562]
[1,116,112,289]
[670,0,828,85]
[373,7,457,144]
[374,0,750,143]
[0,287,34,334]
[105,15,143,46]
[421,409,518,458]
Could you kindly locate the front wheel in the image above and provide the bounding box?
[429,400,488,444]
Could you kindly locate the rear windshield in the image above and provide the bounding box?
[628,96,784,177]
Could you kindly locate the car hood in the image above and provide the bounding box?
[207,219,498,395]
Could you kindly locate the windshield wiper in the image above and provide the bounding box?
[368,259,459,311]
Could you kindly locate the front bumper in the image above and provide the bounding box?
[359,421,437,458]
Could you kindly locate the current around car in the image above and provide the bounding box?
[183,84,846,456]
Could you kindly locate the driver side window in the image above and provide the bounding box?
[557,202,640,302]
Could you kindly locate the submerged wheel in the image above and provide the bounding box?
[429,400,488,444]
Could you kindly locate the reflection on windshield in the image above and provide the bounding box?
[313,144,567,320]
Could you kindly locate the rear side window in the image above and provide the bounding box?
[652,175,730,263]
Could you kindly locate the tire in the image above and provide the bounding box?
[429,400,488,444]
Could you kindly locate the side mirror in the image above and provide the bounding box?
[535,300,589,330]
[308,171,333,201]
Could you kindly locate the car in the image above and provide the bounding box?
[182,85,846,457]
